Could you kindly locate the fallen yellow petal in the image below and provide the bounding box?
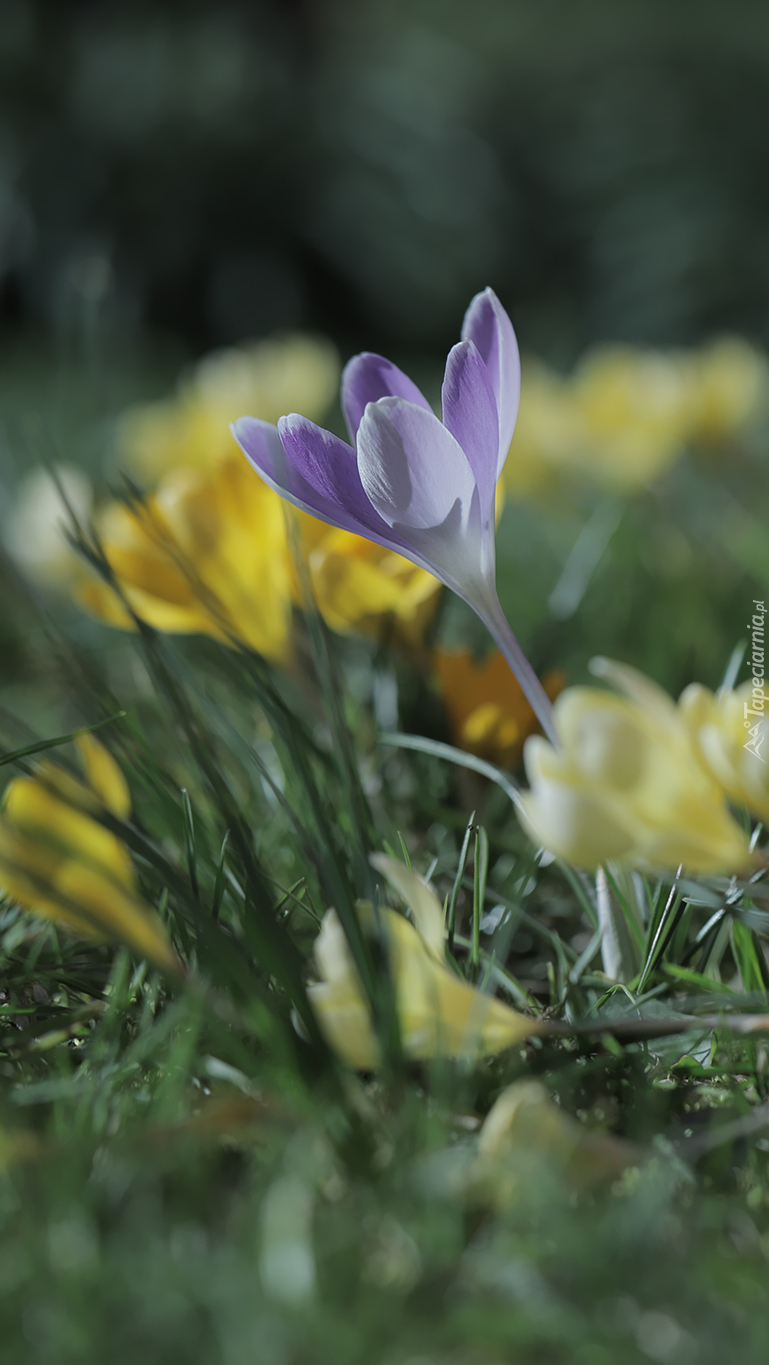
[307,901,539,1069]
[475,1081,641,1200]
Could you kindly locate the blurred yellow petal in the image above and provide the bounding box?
[434,648,564,769]
[300,518,441,646]
[306,981,379,1070]
[504,346,698,496]
[84,333,340,656]
[0,822,64,904]
[570,345,694,488]
[196,334,339,429]
[478,1081,581,1162]
[0,752,179,977]
[55,862,180,976]
[504,361,579,497]
[688,337,769,442]
[79,578,215,638]
[369,853,445,960]
[4,776,135,890]
[680,680,769,825]
[500,337,768,500]
[520,660,755,875]
[474,1082,640,1202]
[75,733,131,821]
[79,459,293,660]
[519,771,637,867]
[306,908,379,1068]
[118,334,339,480]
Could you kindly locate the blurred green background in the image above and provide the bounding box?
[3,0,769,356]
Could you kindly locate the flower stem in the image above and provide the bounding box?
[476,590,558,747]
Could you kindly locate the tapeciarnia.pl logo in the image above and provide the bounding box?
[744,599,767,763]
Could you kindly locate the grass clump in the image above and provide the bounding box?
[0,598,767,1365]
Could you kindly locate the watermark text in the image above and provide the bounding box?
[744,599,766,761]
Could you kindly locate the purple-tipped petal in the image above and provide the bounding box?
[461,287,520,474]
[357,397,477,532]
[277,416,361,517]
[341,352,432,443]
[278,413,417,547]
[441,339,499,524]
[232,416,297,489]
[232,415,405,548]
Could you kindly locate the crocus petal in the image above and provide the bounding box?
[519,778,637,867]
[232,415,409,554]
[370,853,446,961]
[341,352,432,443]
[232,414,351,529]
[590,657,679,727]
[461,287,520,474]
[441,339,500,524]
[278,415,375,528]
[357,397,478,533]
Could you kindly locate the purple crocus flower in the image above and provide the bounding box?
[232,287,556,744]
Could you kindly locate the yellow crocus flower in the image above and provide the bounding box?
[75,730,132,819]
[680,680,769,825]
[117,334,340,481]
[79,458,293,660]
[296,513,441,647]
[307,855,538,1068]
[520,659,754,874]
[433,648,565,769]
[79,461,442,657]
[0,736,179,974]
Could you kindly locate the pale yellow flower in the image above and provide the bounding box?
[0,736,179,974]
[79,457,293,660]
[520,659,754,874]
[307,855,538,1068]
[680,680,769,825]
[505,338,768,499]
[2,465,92,588]
[505,347,693,494]
[687,337,769,443]
[117,334,339,481]
[503,362,579,497]
[567,345,695,489]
